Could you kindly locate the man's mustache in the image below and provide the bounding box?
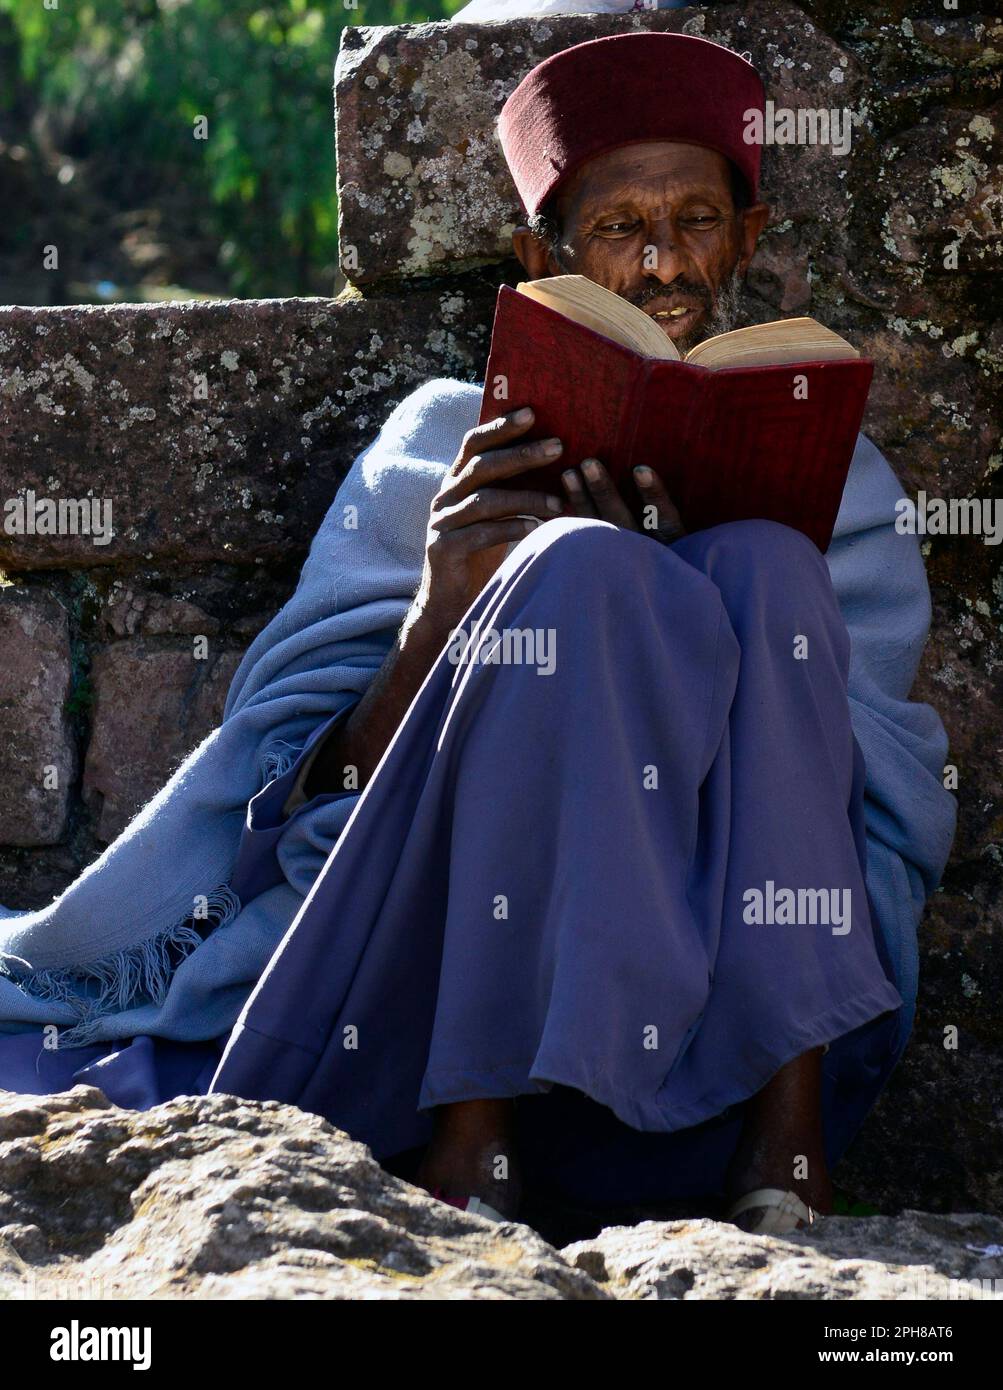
[625,279,713,310]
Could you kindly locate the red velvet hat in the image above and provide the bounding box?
[498,32,766,216]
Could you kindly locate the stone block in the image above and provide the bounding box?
[83,640,242,843]
[335,3,870,284]
[0,590,74,847]
[0,286,496,570]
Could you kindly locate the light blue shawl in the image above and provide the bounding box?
[0,379,957,1058]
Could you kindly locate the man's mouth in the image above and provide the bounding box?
[642,300,706,339]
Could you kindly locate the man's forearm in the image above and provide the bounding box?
[302,605,455,799]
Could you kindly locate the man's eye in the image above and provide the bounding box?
[596,221,639,235]
[684,215,722,228]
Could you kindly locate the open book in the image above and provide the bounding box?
[478,275,873,551]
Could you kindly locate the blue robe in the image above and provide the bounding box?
[204,514,906,1203]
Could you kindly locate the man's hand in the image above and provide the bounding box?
[408,405,567,638]
[303,407,564,797]
[561,459,687,545]
[303,423,683,801]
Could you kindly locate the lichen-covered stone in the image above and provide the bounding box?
[102,584,221,640]
[876,104,1001,274]
[0,590,74,846]
[0,287,496,570]
[336,3,872,284]
[565,1209,1003,1299]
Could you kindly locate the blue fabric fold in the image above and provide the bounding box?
[229,702,361,904]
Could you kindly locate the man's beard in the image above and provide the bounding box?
[681,266,745,353]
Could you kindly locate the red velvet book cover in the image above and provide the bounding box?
[478,285,874,552]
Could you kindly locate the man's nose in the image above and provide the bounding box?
[638,232,691,285]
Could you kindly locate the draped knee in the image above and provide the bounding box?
[675,519,826,584]
[468,513,739,786]
[673,520,849,668]
[516,515,631,573]
[501,514,727,623]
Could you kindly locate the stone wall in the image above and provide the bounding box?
[0,2,1000,1209]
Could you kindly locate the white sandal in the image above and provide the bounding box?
[726,1187,819,1234]
[464,1196,508,1223]
[427,1185,508,1223]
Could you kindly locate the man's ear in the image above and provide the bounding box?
[512,226,564,278]
[736,203,770,276]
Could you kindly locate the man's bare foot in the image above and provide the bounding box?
[724,1046,834,1229]
[415,1098,522,1219]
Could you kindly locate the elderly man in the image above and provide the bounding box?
[0,33,954,1235]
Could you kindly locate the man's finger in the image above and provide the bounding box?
[581,459,637,530]
[433,487,566,531]
[560,467,598,519]
[445,516,545,556]
[449,435,564,499]
[633,466,687,541]
[455,406,537,471]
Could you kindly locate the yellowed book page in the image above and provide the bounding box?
[686,317,859,370]
[517,276,679,361]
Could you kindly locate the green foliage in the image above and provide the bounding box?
[1,0,468,296]
[832,1188,881,1218]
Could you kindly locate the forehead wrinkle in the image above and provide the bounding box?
[576,173,730,223]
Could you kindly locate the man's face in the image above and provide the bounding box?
[513,141,768,353]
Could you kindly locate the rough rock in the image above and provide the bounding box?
[82,641,243,842]
[0,588,74,846]
[876,104,1001,275]
[836,1035,1003,1218]
[102,584,221,640]
[565,1211,1003,1300]
[0,1088,606,1301]
[1,1086,1000,1300]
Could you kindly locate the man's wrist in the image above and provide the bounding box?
[400,595,460,653]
